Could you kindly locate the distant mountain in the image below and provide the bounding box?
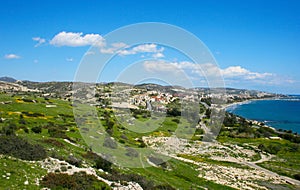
[0,76,17,83]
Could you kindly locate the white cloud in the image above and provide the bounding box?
[4,54,21,59]
[144,60,204,75]
[50,31,105,47]
[84,51,95,56]
[66,58,74,62]
[99,43,165,58]
[143,60,284,85]
[221,66,248,77]
[99,43,127,54]
[221,66,273,80]
[167,63,274,81]
[131,44,157,53]
[152,52,164,58]
[144,60,180,73]
[143,60,296,88]
[32,37,46,47]
[117,43,164,56]
[111,42,127,48]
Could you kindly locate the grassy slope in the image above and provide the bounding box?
[0,93,233,189]
[218,136,300,179]
[1,92,299,189]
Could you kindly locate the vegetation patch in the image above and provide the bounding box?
[0,135,47,161]
[41,171,111,190]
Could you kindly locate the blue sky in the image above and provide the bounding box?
[0,0,299,94]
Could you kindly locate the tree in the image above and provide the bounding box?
[166,99,181,117]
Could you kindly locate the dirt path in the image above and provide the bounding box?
[252,153,274,164]
[244,161,300,186]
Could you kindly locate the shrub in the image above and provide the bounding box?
[107,120,115,129]
[41,172,111,190]
[48,127,68,139]
[42,138,65,147]
[120,134,128,140]
[166,100,181,117]
[125,147,138,157]
[103,172,155,190]
[23,127,29,133]
[31,126,42,133]
[194,128,204,135]
[294,173,300,180]
[0,136,47,160]
[148,156,164,165]
[67,155,82,167]
[258,143,282,154]
[1,124,17,136]
[172,118,180,124]
[95,155,113,172]
[136,138,147,148]
[103,137,117,149]
[279,133,300,143]
[82,151,99,160]
[83,151,113,172]
[60,166,68,172]
[154,184,176,190]
[19,118,26,125]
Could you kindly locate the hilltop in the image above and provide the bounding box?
[0,76,17,83]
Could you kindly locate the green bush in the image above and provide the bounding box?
[95,155,113,172]
[83,151,113,172]
[166,99,181,117]
[48,127,68,139]
[31,126,42,133]
[103,137,117,149]
[194,128,204,135]
[67,155,82,167]
[42,138,65,147]
[148,156,164,165]
[125,147,138,157]
[172,118,180,124]
[1,124,18,135]
[294,173,300,180]
[41,172,111,190]
[258,143,282,154]
[103,172,155,190]
[154,184,176,190]
[0,135,47,160]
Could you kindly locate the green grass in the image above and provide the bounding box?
[0,155,47,189]
[129,158,236,190]
[258,151,300,179]
[218,136,300,179]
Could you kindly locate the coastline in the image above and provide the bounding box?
[223,97,278,110]
[222,96,300,135]
[222,97,281,132]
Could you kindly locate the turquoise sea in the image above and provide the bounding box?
[226,95,300,133]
